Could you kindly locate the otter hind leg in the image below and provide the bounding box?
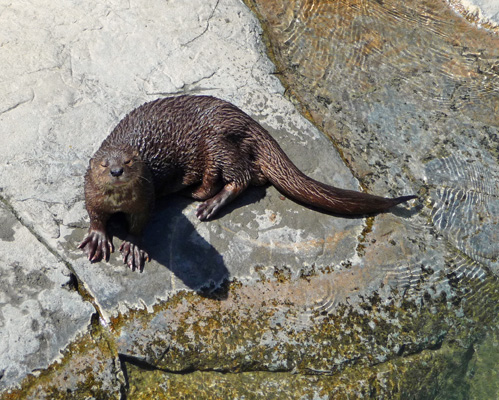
[196,181,249,220]
[189,169,224,200]
[195,140,254,220]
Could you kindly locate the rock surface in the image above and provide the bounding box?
[448,0,499,31]
[0,201,94,391]
[0,0,497,398]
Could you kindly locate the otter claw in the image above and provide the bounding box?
[79,230,114,262]
[119,240,149,272]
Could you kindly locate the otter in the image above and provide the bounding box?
[79,95,417,271]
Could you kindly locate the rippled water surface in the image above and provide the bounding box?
[246,0,498,396]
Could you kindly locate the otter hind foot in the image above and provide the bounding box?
[79,230,114,263]
[196,181,247,220]
[119,239,149,272]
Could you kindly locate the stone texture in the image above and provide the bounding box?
[0,202,94,391]
[2,329,123,399]
[448,0,499,31]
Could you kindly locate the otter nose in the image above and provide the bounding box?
[110,167,124,177]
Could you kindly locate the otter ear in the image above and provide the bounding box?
[89,158,98,169]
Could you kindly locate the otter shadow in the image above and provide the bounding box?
[144,187,266,295]
[108,196,230,299]
[144,197,230,298]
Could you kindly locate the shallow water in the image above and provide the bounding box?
[245,0,499,397]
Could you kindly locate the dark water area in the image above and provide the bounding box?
[245,0,499,397]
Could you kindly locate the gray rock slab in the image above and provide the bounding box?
[0,0,377,319]
[0,201,94,391]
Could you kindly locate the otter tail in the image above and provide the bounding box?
[256,132,417,216]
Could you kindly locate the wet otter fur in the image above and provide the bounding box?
[79,95,417,271]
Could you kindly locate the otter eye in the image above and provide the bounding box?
[100,160,109,168]
[124,159,133,165]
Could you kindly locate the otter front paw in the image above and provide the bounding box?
[119,240,150,272]
[78,230,114,262]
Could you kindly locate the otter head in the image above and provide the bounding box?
[89,147,146,190]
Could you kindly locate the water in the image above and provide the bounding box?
[245,0,499,397]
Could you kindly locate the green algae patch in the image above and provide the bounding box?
[0,318,123,400]
[114,267,499,393]
[468,329,499,400]
[122,340,474,399]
